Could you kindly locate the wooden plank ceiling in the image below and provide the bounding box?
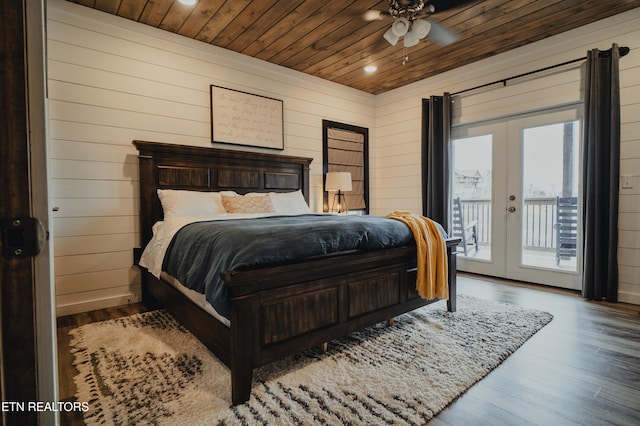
[67,0,640,94]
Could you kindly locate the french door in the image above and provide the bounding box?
[451,107,582,290]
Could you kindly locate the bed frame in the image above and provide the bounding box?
[133,140,460,405]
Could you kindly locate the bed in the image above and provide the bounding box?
[133,140,460,405]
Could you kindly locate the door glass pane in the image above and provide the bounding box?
[452,135,492,259]
[521,121,579,271]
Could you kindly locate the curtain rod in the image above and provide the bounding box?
[451,46,630,97]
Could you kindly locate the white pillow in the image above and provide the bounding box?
[157,189,226,218]
[269,190,311,214]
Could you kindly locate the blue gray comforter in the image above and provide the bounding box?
[163,214,421,319]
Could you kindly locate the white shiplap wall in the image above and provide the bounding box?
[47,0,376,315]
[47,0,640,312]
[374,8,640,304]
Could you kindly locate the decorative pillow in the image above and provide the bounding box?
[221,194,275,213]
[157,189,226,218]
[269,190,311,214]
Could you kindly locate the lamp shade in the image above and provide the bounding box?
[383,27,400,46]
[391,17,410,37]
[404,28,420,47]
[325,172,352,192]
[413,19,432,39]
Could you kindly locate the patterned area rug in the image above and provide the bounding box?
[69,295,552,425]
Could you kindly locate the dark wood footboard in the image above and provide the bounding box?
[140,239,458,405]
[221,239,460,404]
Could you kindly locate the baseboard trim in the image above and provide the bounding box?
[618,291,640,306]
[56,292,140,317]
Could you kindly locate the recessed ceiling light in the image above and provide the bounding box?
[179,0,197,5]
[364,65,377,73]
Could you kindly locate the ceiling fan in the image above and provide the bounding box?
[365,0,469,48]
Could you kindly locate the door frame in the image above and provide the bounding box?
[452,104,583,289]
[1,0,57,424]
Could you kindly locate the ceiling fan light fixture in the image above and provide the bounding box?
[413,18,432,39]
[383,27,400,46]
[404,30,420,47]
[404,28,420,47]
[391,17,410,37]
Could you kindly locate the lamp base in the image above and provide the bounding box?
[331,191,348,214]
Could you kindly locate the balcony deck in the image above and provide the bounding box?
[459,243,578,272]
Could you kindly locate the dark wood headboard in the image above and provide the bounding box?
[133,141,313,246]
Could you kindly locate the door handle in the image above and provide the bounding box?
[507,206,516,213]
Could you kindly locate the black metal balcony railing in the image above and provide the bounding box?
[457,197,564,251]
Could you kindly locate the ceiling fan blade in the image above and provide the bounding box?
[427,0,477,13]
[363,9,391,21]
[423,18,458,45]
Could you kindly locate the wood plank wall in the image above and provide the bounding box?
[373,7,640,304]
[47,0,375,315]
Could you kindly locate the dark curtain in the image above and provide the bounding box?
[421,93,452,229]
[582,44,624,302]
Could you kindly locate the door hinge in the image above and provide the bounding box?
[1,217,46,258]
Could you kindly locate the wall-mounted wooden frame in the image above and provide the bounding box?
[210,85,284,150]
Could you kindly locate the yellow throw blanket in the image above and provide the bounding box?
[386,211,448,300]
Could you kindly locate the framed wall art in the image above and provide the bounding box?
[210,85,284,150]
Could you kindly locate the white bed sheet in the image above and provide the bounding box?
[160,272,230,327]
